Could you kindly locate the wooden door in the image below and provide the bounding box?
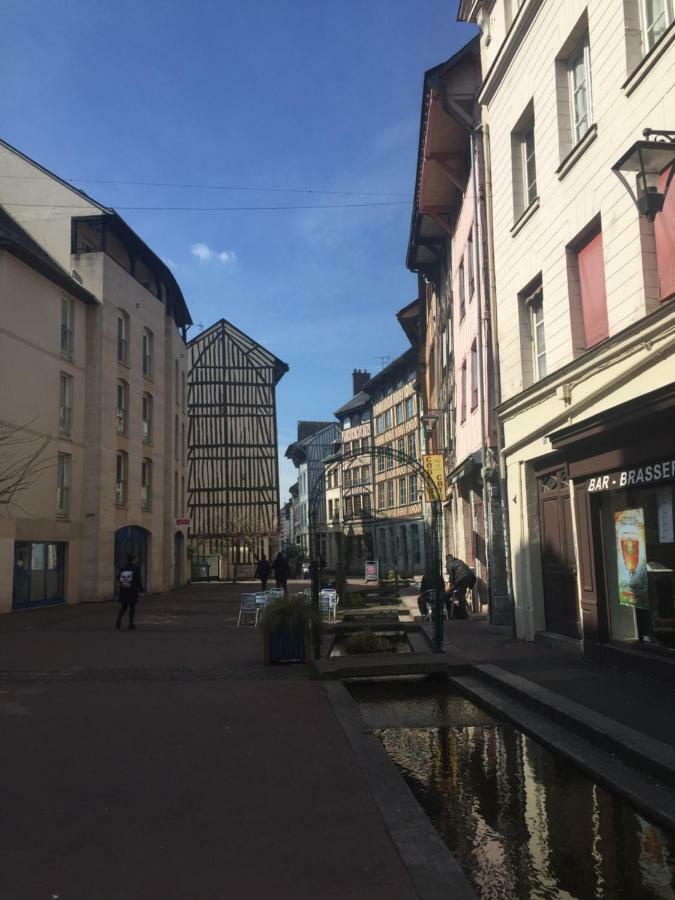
[538,468,581,639]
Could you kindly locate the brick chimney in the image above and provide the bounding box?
[352,369,371,395]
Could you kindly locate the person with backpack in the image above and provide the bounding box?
[445,554,476,619]
[116,554,144,630]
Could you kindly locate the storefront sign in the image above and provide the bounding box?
[175,517,191,527]
[422,454,445,502]
[587,458,675,493]
[614,508,648,608]
[365,560,379,582]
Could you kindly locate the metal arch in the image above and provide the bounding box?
[305,444,445,657]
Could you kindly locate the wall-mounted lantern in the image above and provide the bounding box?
[612,129,675,221]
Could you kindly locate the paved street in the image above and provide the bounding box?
[0,583,418,900]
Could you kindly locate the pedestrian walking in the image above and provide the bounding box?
[116,554,144,631]
[444,554,476,619]
[417,568,446,618]
[255,553,271,591]
[271,551,290,593]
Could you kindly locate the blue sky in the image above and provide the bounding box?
[2,0,476,497]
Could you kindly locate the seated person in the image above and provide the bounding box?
[445,554,477,619]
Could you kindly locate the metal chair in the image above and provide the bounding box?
[237,593,260,627]
[319,588,338,623]
[255,592,270,620]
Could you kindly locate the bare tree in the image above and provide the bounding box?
[218,509,278,584]
[0,421,51,510]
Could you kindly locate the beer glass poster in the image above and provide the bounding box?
[614,508,648,608]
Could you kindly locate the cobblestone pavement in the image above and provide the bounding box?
[0,582,419,900]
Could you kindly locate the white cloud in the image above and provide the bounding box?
[191,243,237,265]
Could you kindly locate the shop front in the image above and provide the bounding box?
[550,385,675,680]
[12,541,66,609]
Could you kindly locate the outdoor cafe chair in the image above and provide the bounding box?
[255,592,270,619]
[237,593,260,627]
[319,588,338,623]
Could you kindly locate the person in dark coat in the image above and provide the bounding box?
[417,569,447,618]
[116,554,144,630]
[271,552,290,592]
[255,554,271,591]
[445,554,476,618]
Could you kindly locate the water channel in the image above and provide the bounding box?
[348,677,675,900]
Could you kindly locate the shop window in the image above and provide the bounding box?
[12,542,65,608]
[654,165,675,302]
[598,481,675,649]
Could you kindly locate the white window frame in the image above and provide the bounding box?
[641,0,674,51]
[56,452,71,517]
[59,373,73,437]
[117,380,129,435]
[386,480,394,508]
[529,292,547,381]
[568,36,593,145]
[61,298,74,358]
[142,393,153,443]
[142,329,153,379]
[115,451,127,505]
[117,311,129,365]
[522,125,537,207]
[377,482,385,509]
[384,408,392,430]
[141,458,152,511]
[399,476,407,506]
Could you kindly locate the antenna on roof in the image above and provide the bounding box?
[375,355,391,370]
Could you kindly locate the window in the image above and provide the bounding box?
[175,415,179,460]
[384,408,392,430]
[386,481,394,508]
[117,311,129,364]
[334,499,341,521]
[116,380,129,435]
[115,451,127,505]
[377,450,385,474]
[345,496,353,519]
[386,443,394,470]
[375,414,384,435]
[181,372,187,413]
[399,477,407,506]
[467,234,475,299]
[61,298,74,358]
[361,464,370,484]
[407,433,416,460]
[459,260,466,319]
[397,437,405,459]
[395,402,404,425]
[344,469,352,488]
[142,393,153,443]
[141,459,152,511]
[512,103,537,221]
[56,453,71,517]
[328,498,333,520]
[471,341,478,410]
[354,494,362,515]
[175,360,180,404]
[654,164,675,302]
[460,361,467,423]
[377,483,385,509]
[181,423,186,465]
[641,0,673,51]
[174,471,179,516]
[568,37,593,144]
[409,474,418,503]
[576,229,609,347]
[142,329,153,378]
[405,396,414,420]
[59,373,73,437]
[360,437,369,452]
[529,289,547,380]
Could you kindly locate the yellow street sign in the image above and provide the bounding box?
[422,454,445,502]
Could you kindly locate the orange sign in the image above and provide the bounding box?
[422,454,445,502]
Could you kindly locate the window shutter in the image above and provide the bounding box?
[578,230,609,347]
[655,167,675,302]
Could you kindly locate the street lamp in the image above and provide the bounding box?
[612,129,675,221]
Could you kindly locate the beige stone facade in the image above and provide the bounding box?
[0,139,191,612]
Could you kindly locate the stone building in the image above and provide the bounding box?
[459,0,675,673]
[0,138,192,610]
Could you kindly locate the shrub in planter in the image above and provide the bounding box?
[263,593,316,664]
[343,631,398,654]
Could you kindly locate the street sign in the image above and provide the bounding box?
[422,454,445,501]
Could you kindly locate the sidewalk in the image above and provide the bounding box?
[0,582,419,900]
[441,616,675,750]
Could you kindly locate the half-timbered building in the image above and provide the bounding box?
[187,319,288,581]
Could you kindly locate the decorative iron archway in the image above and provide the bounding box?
[307,444,444,657]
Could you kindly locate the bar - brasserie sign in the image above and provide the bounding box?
[588,458,675,493]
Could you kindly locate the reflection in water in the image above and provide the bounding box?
[349,681,675,899]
